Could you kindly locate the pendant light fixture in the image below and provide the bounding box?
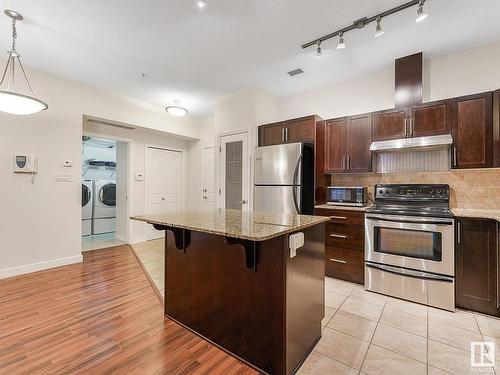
[166,100,188,117]
[0,10,48,115]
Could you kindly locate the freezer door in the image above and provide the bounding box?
[254,185,301,214]
[254,143,302,185]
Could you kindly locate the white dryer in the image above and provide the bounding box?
[93,179,116,235]
[82,180,93,236]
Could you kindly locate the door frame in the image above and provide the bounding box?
[216,128,254,210]
[202,146,216,210]
[144,144,186,239]
[82,131,132,245]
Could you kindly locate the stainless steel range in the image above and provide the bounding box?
[365,184,455,311]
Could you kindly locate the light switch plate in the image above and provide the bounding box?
[55,173,72,182]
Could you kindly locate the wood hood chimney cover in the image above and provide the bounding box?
[395,52,423,109]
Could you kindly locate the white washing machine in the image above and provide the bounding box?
[82,180,93,236]
[93,179,116,235]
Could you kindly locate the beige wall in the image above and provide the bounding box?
[277,40,500,122]
[331,168,500,209]
[0,62,200,278]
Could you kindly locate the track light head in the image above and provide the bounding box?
[196,0,207,9]
[315,41,324,58]
[416,0,428,22]
[337,32,346,49]
[374,17,384,38]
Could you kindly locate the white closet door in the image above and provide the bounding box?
[146,147,183,240]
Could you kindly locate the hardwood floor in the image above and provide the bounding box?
[0,245,257,375]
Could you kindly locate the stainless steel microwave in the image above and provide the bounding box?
[327,187,367,207]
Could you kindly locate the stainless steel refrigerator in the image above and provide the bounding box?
[254,143,314,215]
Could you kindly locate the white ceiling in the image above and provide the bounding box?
[1,0,500,117]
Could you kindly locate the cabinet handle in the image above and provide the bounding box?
[497,222,499,308]
[281,128,285,142]
[348,155,350,170]
[457,222,461,244]
[330,233,348,239]
[410,118,414,136]
[330,216,347,220]
[404,118,408,136]
[284,127,289,142]
[330,258,347,264]
[453,146,457,167]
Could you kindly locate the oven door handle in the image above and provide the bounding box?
[366,215,454,226]
[366,262,454,282]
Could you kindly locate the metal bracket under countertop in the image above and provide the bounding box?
[153,224,191,253]
[223,237,260,273]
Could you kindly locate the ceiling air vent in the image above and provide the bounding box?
[287,68,304,77]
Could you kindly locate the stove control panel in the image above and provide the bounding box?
[375,184,449,200]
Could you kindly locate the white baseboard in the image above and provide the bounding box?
[129,236,147,244]
[0,254,83,279]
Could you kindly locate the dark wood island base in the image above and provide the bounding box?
[148,217,326,375]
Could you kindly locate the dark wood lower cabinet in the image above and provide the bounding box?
[455,217,499,316]
[315,208,365,284]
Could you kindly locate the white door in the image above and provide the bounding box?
[146,147,183,240]
[220,132,249,211]
[202,147,216,210]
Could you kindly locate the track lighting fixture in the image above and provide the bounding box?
[315,41,324,58]
[374,17,384,37]
[302,0,430,55]
[337,32,346,49]
[416,0,428,22]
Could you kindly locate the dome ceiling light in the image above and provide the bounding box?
[301,0,429,55]
[0,10,48,115]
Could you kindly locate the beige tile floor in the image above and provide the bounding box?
[132,239,164,297]
[82,233,125,251]
[131,240,500,375]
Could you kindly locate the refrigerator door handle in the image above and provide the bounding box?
[292,155,302,214]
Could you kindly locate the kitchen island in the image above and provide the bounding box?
[132,209,328,375]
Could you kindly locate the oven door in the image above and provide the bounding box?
[365,214,454,276]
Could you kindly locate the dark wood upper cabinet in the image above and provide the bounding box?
[286,116,316,143]
[410,99,452,137]
[324,118,347,173]
[494,89,500,167]
[258,121,285,146]
[258,116,317,146]
[371,108,408,141]
[346,113,372,173]
[452,92,493,169]
[324,114,371,174]
[455,217,498,316]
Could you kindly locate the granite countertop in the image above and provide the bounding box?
[451,208,500,222]
[131,209,330,241]
[315,204,373,212]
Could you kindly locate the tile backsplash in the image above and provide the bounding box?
[330,168,500,209]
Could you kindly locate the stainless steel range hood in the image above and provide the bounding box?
[370,134,453,152]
